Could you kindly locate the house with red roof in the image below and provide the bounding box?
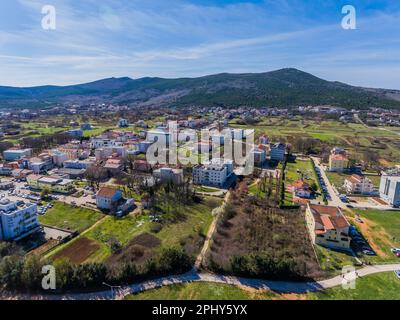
[305,204,351,251]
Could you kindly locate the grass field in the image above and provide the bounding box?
[39,202,104,233]
[350,209,400,263]
[315,245,360,276]
[309,272,400,300]
[49,197,219,264]
[230,118,400,166]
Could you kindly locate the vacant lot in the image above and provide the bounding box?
[39,202,104,233]
[349,209,400,263]
[48,196,220,265]
[54,237,101,264]
[205,182,323,280]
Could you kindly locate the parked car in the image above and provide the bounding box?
[394,270,400,279]
[362,249,375,256]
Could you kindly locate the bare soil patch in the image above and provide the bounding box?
[54,237,100,264]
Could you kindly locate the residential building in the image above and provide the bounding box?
[26,153,54,174]
[270,143,286,162]
[305,204,351,251]
[27,174,75,194]
[379,168,400,207]
[66,129,83,138]
[64,159,95,170]
[104,158,124,174]
[0,164,12,176]
[329,147,349,172]
[153,167,184,184]
[147,129,172,147]
[138,141,153,153]
[0,180,14,190]
[3,148,32,161]
[0,199,41,241]
[344,174,375,195]
[11,169,33,181]
[287,180,312,199]
[118,119,129,128]
[133,160,152,172]
[259,134,269,145]
[193,159,233,188]
[96,187,123,210]
[50,150,68,167]
[90,138,123,149]
[56,168,86,179]
[81,123,93,131]
[251,148,266,165]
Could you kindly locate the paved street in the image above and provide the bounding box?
[311,157,398,211]
[2,263,400,300]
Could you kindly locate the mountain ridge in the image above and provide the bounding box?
[1,68,400,109]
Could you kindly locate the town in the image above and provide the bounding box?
[1,103,400,300]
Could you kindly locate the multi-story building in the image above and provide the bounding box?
[379,168,400,207]
[270,143,286,162]
[0,164,12,176]
[0,199,41,241]
[153,167,184,184]
[329,147,349,172]
[193,159,233,188]
[25,153,54,174]
[344,174,375,195]
[118,119,129,128]
[96,187,123,210]
[66,129,83,138]
[50,150,69,167]
[305,204,351,251]
[251,147,266,165]
[27,174,75,194]
[90,138,123,149]
[64,159,95,170]
[3,148,32,161]
[147,129,172,147]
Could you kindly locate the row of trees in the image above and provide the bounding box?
[0,247,192,292]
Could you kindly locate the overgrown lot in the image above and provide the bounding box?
[204,182,323,280]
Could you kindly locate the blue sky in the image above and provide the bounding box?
[0,0,400,88]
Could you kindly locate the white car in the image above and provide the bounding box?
[395,270,400,280]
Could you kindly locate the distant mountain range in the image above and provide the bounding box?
[1,68,400,109]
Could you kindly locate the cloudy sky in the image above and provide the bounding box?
[1,0,400,88]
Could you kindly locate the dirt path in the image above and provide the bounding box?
[194,191,231,270]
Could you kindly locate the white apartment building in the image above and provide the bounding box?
[0,199,41,241]
[193,159,233,188]
[153,167,184,184]
[147,129,172,146]
[3,148,32,161]
[344,174,375,195]
[90,138,123,149]
[380,168,400,207]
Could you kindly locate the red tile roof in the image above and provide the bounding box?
[97,187,120,198]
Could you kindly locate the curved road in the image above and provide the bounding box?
[1,264,400,300]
